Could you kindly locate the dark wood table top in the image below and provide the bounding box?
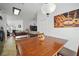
[16,36,67,56]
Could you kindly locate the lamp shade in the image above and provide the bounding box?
[41,3,56,15]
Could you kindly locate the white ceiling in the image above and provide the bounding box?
[0,3,43,20]
[0,3,79,21]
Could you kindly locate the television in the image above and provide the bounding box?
[30,25,37,31]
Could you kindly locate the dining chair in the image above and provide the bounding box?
[77,46,79,56]
[58,47,77,56]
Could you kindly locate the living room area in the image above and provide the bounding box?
[0,3,79,56]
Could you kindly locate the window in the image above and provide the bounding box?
[13,7,21,15]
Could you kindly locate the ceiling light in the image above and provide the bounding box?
[13,7,21,15]
[41,3,56,16]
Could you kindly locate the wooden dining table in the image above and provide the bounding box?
[16,36,67,56]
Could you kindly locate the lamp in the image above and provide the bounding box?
[41,3,56,16]
[13,7,21,15]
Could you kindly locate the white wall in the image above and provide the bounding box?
[23,19,33,30]
[0,3,39,31]
[7,15,24,31]
[37,3,79,52]
[23,16,37,30]
[7,14,37,31]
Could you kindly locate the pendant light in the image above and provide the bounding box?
[41,3,56,16]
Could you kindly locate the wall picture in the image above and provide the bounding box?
[18,25,21,28]
[54,9,79,28]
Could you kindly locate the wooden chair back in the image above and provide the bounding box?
[77,46,79,56]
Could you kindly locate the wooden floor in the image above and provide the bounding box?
[0,41,4,55]
[1,37,17,56]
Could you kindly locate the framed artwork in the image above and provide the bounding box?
[54,9,79,28]
[18,25,21,28]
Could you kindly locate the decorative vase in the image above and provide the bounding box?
[37,33,45,41]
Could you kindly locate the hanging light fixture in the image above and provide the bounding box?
[41,3,56,16]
